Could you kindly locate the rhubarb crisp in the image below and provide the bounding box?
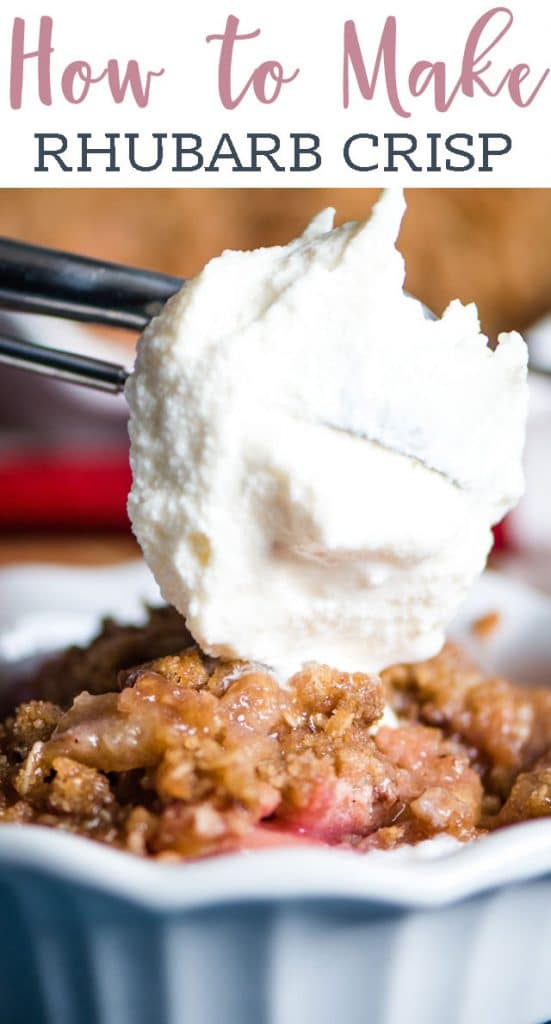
[0,606,549,859]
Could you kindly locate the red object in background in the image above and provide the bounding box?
[0,452,131,529]
[492,518,511,552]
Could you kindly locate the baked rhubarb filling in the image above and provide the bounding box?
[1,607,550,859]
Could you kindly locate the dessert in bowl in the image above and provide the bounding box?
[0,190,549,1023]
[0,189,537,862]
[1,564,551,1024]
[2,601,550,861]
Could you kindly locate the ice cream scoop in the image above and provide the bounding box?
[126,190,529,679]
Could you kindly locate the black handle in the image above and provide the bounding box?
[0,334,129,392]
[0,237,183,330]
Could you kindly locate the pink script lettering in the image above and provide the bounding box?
[206,14,299,109]
[10,16,165,109]
[343,7,549,116]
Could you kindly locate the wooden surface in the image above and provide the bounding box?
[0,532,140,567]
[2,188,551,338]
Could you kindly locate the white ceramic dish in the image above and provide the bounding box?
[0,561,550,1024]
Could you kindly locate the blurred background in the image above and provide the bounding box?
[0,187,550,577]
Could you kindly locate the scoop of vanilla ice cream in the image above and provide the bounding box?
[126,189,528,680]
